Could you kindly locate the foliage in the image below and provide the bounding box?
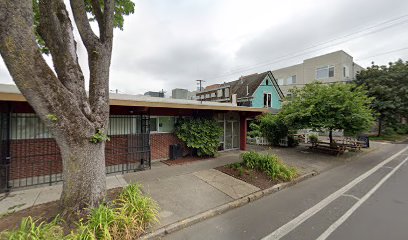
[287,135,299,147]
[175,118,223,157]
[1,185,159,240]
[70,184,158,239]
[355,59,408,136]
[279,82,375,143]
[259,114,290,146]
[241,152,297,181]
[0,216,64,240]
[90,129,110,144]
[309,134,319,144]
[33,0,135,53]
[369,133,408,142]
[46,114,58,122]
[247,121,262,138]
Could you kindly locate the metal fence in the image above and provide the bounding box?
[0,110,151,192]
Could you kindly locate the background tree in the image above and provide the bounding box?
[259,114,290,146]
[279,83,375,145]
[0,0,134,213]
[355,59,408,136]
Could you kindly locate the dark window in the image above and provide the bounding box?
[264,93,272,108]
[266,79,269,85]
[264,93,267,107]
[329,66,334,77]
[150,118,157,132]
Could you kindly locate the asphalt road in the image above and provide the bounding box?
[163,142,408,240]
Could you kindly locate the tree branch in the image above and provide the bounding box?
[85,0,115,129]
[90,0,104,31]
[0,0,94,142]
[70,0,99,50]
[38,0,92,118]
[101,0,114,42]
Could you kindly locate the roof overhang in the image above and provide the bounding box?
[0,85,270,114]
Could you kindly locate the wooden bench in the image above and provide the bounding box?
[309,141,346,156]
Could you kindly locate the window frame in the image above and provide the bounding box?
[150,116,175,134]
[263,93,272,108]
[316,65,335,80]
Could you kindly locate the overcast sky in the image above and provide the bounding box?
[1,0,408,96]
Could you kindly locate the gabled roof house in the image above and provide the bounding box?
[196,71,284,111]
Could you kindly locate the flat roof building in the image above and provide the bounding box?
[0,84,266,192]
[272,50,363,96]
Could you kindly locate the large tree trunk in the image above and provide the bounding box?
[0,0,114,213]
[329,129,334,147]
[60,140,106,211]
[377,118,382,137]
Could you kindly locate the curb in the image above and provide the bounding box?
[141,171,317,240]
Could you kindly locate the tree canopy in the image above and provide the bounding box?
[355,59,408,135]
[0,0,135,212]
[263,82,375,144]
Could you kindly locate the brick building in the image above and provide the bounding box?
[0,84,266,192]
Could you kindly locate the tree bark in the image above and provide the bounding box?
[377,118,382,137]
[329,129,333,146]
[0,0,114,212]
[60,139,106,211]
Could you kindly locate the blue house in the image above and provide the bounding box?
[197,71,284,111]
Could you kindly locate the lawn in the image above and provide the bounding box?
[369,134,408,142]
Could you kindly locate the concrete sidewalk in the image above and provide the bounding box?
[0,145,374,229]
[0,150,244,216]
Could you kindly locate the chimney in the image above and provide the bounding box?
[246,85,249,95]
[231,94,237,106]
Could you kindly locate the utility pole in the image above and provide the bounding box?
[196,80,205,91]
[196,80,205,104]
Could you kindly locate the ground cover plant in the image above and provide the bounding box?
[241,152,297,181]
[0,184,159,240]
[217,151,297,190]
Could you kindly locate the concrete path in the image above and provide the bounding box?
[193,169,260,199]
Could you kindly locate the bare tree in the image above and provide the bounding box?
[0,0,133,212]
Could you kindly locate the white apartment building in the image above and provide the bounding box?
[272,50,364,96]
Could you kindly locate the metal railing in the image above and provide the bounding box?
[0,110,151,192]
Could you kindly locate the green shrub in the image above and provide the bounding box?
[259,114,289,146]
[247,122,262,138]
[241,151,297,181]
[175,118,223,157]
[2,184,159,240]
[0,216,64,240]
[228,162,241,169]
[287,135,299,147]
[71,184,159,240]
[309,134,318,144]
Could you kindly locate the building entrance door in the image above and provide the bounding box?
[224,121,239,150]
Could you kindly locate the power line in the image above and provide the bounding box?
[227,14,408,73]
[204,14,408,82]
[355,47,408,61]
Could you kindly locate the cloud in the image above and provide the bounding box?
[1,0,408,95]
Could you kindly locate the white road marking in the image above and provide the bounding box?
[317,156,408,240]
[261,145,408,240]
[382,166,394,169]
[341,194,360,201]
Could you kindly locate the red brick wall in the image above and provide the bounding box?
[8,133,184,180]
[9,138,62,180]
[150,133,188,160]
